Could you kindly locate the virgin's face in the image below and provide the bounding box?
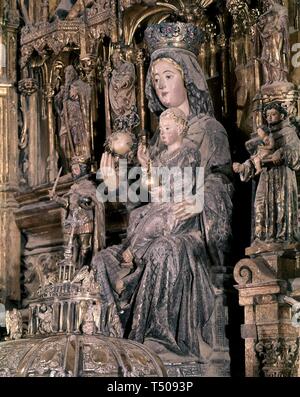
[152,60,188,108]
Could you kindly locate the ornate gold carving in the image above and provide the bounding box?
[226,0,259,36]
[20,3,111,68]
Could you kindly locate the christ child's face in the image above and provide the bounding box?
[257,127,268,139]
[159,116,182,146]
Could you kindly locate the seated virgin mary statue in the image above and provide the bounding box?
[92,23,233,371]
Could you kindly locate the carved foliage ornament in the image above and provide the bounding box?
[18,78,38,96]
[255,338,300,377]
[226,0,259,36]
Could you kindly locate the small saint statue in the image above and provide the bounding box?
[253,0,290,86]
[49,158,105,270]
[5,309,23,340]
[54,65,92,171]
[108,49,140,132]
[233,102,300,243]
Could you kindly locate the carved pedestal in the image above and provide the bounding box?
[14,180,71,305]
[234,242,300,377]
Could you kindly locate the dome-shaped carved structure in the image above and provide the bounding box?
[0,258,167,377]
[0,334,167,377]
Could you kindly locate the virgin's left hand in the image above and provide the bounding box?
[173,198,202,221]
[122,248,133,263]
[137,143,150,168]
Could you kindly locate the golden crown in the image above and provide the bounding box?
[144,22,204,56]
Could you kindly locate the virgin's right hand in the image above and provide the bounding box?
[100,152,115,178]
[100,152,118,190]
[137,143,150,168]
